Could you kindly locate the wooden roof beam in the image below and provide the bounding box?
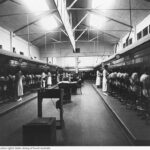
[90,10,133,29]
[13,10,56,34]
[83,24,120,40]
[53,0,76,51]
[75,28,87,41]
[67,0,78,9]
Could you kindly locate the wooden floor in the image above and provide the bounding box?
[0,82,131,146]
[93,84,150,145]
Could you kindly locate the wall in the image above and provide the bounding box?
[40,41,113,57]
[40,41,114,67]
[116,14,150,53]
[0,27,10,51]
[136,14,150,33]
[117,31,135,53]
[0,26,40,59]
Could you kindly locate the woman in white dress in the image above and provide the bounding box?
[96,70,101,88]
[57,73,60,83]
[16,68,23,101]
[47,72,52,88]
[102,65,109,93]
[41,72,46,88]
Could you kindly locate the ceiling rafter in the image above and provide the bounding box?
[89,10,133,28]
[17,29,131,37]
[90,34,102,41]
[75,28,87,41]
[31,29,63,44]
[68,0,78,8]
[10,0,22,5]
[17,30,62,36]
[0,0,8,4]
[50,37,60,42]
[76,29,132,32]
[82,24,120,40]
[73,13,89,31]
[13,10,56,34]
[72,3,107,31]
[31,33,51,43]
[67,8,150,11]
[0,10,54,18]
[53,0,75,51]
[0,0,23,6]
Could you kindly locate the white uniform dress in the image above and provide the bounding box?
[102,69,108,92]
[96,71,101,86]
[17,71,23,97]
[57,74,60,83]
[47,76,52,86]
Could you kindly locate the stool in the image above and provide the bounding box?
[23,117,56,146]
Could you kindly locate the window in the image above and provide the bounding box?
[126,39,128,47]
[143,27,148,37]
[20,52,24,55]
[13,47,16,53]
[137,31,142,40]
[123,43,126,48]
[129,38,132,45]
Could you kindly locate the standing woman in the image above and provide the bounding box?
[96,70,101,88]
[57,73,60,83]
[102,65,109,93]
[47,72,52,88]
[15,67,23,101]
[41,72,46,88]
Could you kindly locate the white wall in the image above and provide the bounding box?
[40,41,114,67]
[12,36,29,56]
[40,41,113,58]
[0,26,40,59]
[56,57,76,67]
[136,14,150,33]
[78,56,108,68]
[116,14,150,53]
[30,45,40,59]
[117,31,135,53]
[0,27,10,51]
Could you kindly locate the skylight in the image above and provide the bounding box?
[21,0,49,12]
[89,14,108,29]
[92,0,115,9]
[39,15,58,31]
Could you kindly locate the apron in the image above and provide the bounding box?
[102,77,107,92]
[96,71,101,86]
[96,76,100,86]
[47,76,52,86]
[17,75,23,96]
[102,69,108,92]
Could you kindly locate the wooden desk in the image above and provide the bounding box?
[37,88,64,129]
[58,81,72,103]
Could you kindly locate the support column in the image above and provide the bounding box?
[75,56,79,73]
[27,15,31,57]
[10,32,13,52]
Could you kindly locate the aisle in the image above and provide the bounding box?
[0,82,131,146]
[58,82,131,146]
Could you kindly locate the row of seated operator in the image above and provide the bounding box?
[0,71,83,102]
[0,73,53,101]
[107,69,150,120]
